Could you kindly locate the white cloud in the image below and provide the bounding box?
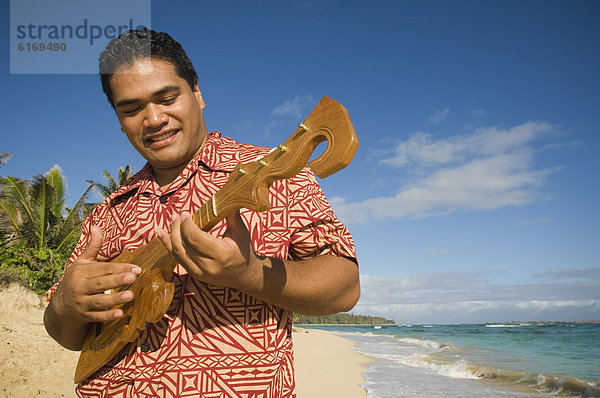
[516,300,600,311]
[382,121,553,168]
[535,267,600,280]
[354,273,600,324]
[256,94,316,139]
[428,108,450,124]
[469,110,485,119]
[271,94,315,120]
[539,140,584,151]
[333,121,561,223]
[358,273,488,300]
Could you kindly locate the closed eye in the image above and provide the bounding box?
[160,95,178,105]
[122,106,142,115]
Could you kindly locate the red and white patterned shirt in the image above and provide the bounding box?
[47,132,356,397]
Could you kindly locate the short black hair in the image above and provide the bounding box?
[98,28,198,107]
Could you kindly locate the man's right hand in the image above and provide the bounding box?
[43,225,141,350]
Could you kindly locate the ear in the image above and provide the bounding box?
[193,84,206,110]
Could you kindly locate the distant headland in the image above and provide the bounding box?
[294,313,395,325]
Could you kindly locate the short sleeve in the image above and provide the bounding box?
[285,167,357,262]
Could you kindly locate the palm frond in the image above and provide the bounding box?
[118,165,134,186]
[0,153,12,167]
[52,184,94,254]
[1,176,32,227]
[86,179,113,198]
[46,165,67,219]
[101,169,119,193]
[88,165,133,199]
[30,174,54,249]
[0,198,21,239]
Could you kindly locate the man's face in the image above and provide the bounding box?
[110,58,207,179]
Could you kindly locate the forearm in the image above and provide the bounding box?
[163,212,360,315]
[237,255,360,316]
[44,288,90,351]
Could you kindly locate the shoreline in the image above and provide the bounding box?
[311,323,600,398]
[0,283,371,397]
[293,326,372,397]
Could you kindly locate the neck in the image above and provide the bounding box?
[153,166,187,188]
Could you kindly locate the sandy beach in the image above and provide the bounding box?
[294,327,371,397]
[0,282,370,397]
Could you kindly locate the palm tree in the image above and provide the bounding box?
[0,153,11,167]
[0,166,92,254]
[87,165,134,198]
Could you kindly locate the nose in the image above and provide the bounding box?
[143,103,168,129]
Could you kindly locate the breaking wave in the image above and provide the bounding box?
[473,365,600,397]
[394,353,600,397]
[395,337,451,350]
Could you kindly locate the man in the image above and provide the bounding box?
[44,28,359,397]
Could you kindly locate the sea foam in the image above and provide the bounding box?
[303,323,600,397]
[472,364,600,397]
[395,337,447,350]
[397,355,480,380]
[378,348,600,397]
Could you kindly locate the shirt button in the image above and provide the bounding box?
[140,343,151,353]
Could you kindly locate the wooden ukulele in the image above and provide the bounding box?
[74,96,358,384]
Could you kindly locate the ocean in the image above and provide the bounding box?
[297,323,600,398]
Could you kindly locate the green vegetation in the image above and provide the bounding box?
[0,164,92,293]
[0,244,69,294]
[0,159,133,293]
[294,313,395,325]
[87,165,134,199]
[0,166,92,253]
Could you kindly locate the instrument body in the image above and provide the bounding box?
[74,96,358,384]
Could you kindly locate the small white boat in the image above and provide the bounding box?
[373,326,382,330]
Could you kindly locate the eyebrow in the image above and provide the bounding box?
[115,85,182,108]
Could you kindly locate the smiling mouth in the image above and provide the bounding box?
[148,130,179,143]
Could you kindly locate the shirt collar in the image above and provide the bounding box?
[112,131,235,200]
[197,131,245,173]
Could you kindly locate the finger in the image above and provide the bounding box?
[170,214,182,243]
[169,213,212,273]
[81,291,135,322]
[169,214,183,256]
[156,228,173,253]
[86,309,126,323]
[169,214,193,263]
[85,289,134,312]
[77,225,104,263]
[223,211,252,259]
[180,212,228,262]
[82,268,139,294]
[77,261,141,279]
[180,212,210,251]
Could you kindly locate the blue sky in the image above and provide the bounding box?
[2,0,599,323]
